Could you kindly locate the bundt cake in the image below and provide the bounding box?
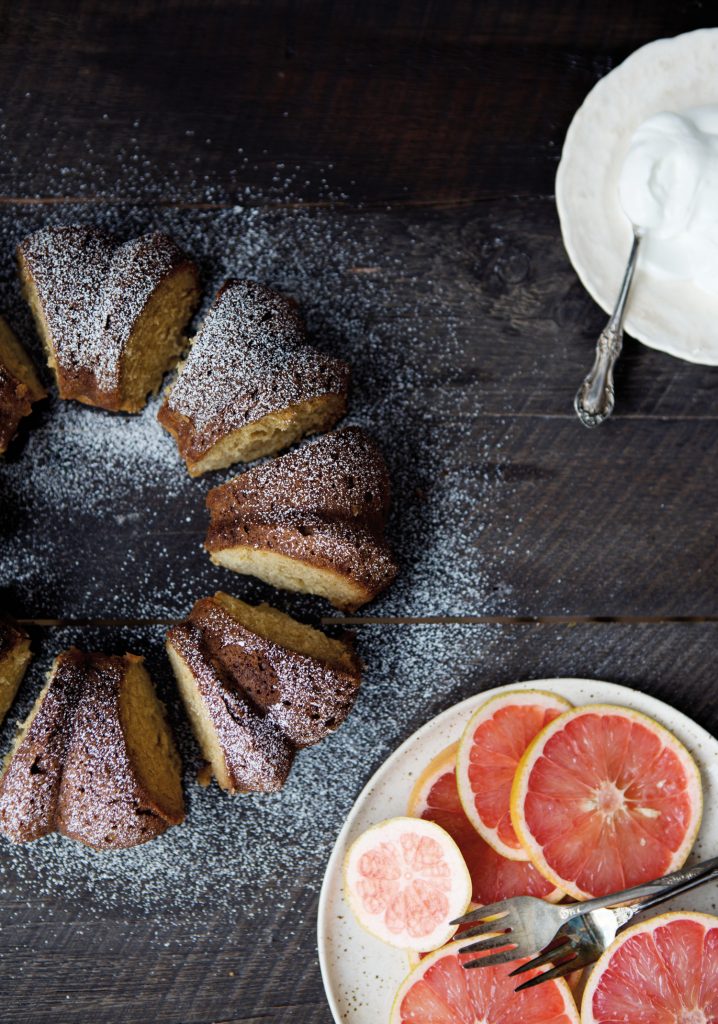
[17,226,200,412]
[0,619,32,725]
[157,279,349,476]
[0,649,184,850]
[0,316,46,454]
[205,427,398,612]
[165,592,361,794]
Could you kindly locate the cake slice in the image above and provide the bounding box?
[18,226,200,412]
[205,427,398,611]
[0,649,184,850]
[157,279,349,476]
[0,316,46,454]
[165,593,361,794]
[0,619,32,724]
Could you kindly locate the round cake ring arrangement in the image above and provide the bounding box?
[0,224,399,850]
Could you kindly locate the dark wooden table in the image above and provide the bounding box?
[1,3,717,1022]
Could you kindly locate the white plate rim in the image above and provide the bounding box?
[317,677,718,1023]
[555,27,718,365]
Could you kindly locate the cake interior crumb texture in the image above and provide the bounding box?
[214,592,358,672]
[0,626,32,726]
[211,546,372,610]
[205,427,398,611]
[158,278,349,474]
[0,316,46,453]
[180,395,346,476]
[0,649,184,850]
[17,227,200,413]
[166,641,238,793]
[166,593,361,794]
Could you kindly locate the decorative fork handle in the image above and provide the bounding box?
[558,855,718,923]
[574,229,642,428]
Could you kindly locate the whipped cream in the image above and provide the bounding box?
[618,107,718,295]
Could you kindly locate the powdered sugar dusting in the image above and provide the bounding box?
[164,278,348,447]
[0,621,496,921]
[1,201,516,620]
[0,197,519,924]
[19,227,196,398]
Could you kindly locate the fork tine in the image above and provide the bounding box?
[513,955,579,992]
[450,901,509,926]
[458,934,516,956]
[508,941,574,977]
[455,918,510,941]
[462,947,523,970]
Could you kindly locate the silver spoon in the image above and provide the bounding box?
[574,228,642,427]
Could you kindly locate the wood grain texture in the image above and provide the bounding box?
[0,0,715,205]
[0,2,717,1022]
[1,202,717,622]
[1,620,717,1024]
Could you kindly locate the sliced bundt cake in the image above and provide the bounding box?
[205,427,398,612]
[0,316,46,454]
[18,226,200,412]
[0,649,184,850]
[157,279,349,476]
[0,619,32,725]
[165,593,361,794]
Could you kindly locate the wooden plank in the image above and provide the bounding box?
[1,202,717,621]
[0,619,716,1023]
[0,1,714,205]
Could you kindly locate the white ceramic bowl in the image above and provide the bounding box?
[556,29,718,364]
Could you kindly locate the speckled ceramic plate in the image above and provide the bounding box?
[317,678,718,1024]
[556,28,718,364]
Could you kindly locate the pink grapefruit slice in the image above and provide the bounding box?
[582,911,718,1023]
[343,816,471,951]
[408,742,563,905]
[456,690,572,860]
[390,942,580,1024]
[511,704,703,899]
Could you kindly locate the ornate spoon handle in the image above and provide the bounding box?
[574,229,642,428]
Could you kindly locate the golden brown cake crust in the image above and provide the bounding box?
[0,648,184,850]
[0,317,46,454]
[0,619,27,664]
[157,279,350,467]
[17,226,199,412]
[0,618,32,727]
[205,427,398,609]
[166,594,362,793]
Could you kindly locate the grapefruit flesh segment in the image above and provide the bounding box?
[456,690,572,861]
[343,816,471,951]
[409,742,564,905]
[511,704,703,899]
[582,912,718,1023]
[391,943,579,1024]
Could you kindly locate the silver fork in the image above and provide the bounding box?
[510,862,718,991]
[452,855,718,971]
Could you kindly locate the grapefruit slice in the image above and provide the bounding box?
[582,911,718,1023]
[408,742,563,904]
[390,943,580,1024]
[511,704,703,899]
[456,690,572,860]
[343,816,471,951]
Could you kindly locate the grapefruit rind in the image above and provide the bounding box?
[456,689,573,862]
[581,911,718,1024]
[407,742,461,819]
[510,704,703,900]
[343,816,472,952]
[390,942,580,1024]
